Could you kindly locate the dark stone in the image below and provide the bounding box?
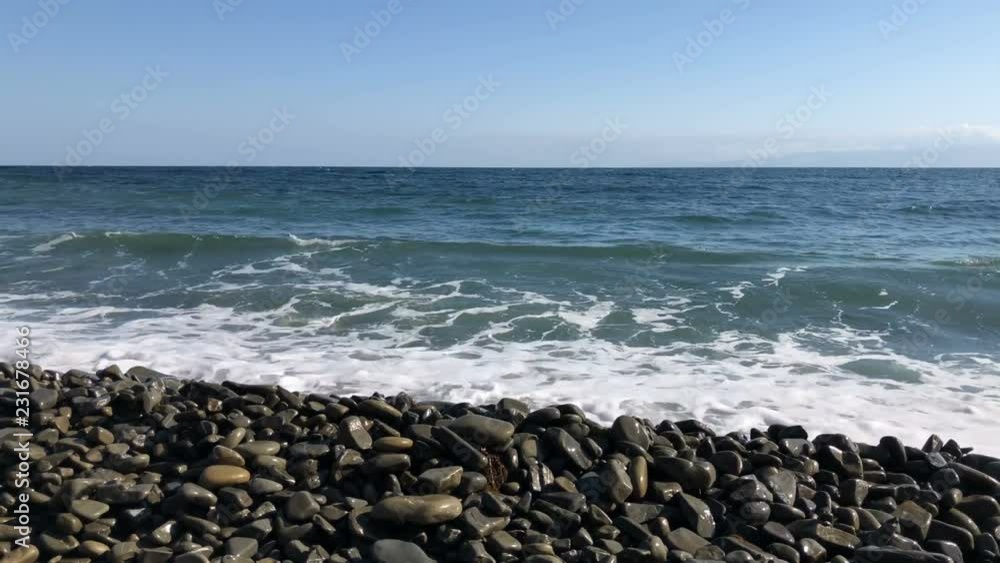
[611,416,651,450]
[678,493,715,538]
[371,539,435,563]
[855,547,954,563]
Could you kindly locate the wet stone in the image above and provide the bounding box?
[611,416,651,450]
[459,506,510,539]
[665,527,710,554]
[285,491,321,522]
[546,427,593,471]
[678,493,715,538]
[179,482,217,506]
[199,465,251,488]
[656,457,714,492]
[372,494,463,525]
[70,499,111,521]
[896,500,933,541]
[416,466,464,494]
[374,437,413,452]
[340,416,373,450]
[449,413,516,447]
[630,455,649,500]
[603,459,634,504]
[371,539,435,563]
[16,364,1000,563]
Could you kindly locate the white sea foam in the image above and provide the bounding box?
[32,232,78,253]
[287,234,359,248]
[2,255,997,454]
[862,300,899,310]
[3,279,999,455]
[719,281,754,301]
[763,267,790,286]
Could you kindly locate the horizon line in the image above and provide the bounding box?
[3,164,999,170]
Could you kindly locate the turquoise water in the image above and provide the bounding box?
[1,167,998,449]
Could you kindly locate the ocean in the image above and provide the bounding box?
[2,166,998,451]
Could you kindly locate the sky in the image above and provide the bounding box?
[3,0,999,167]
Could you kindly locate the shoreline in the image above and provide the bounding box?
[3,363,999,563]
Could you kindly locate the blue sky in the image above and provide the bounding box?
[3,0,999,166]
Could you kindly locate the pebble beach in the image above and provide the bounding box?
[3,363,999,563]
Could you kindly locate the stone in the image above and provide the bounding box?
[741,500,771,525]
[630,456,649,500]
[374,437,414,452]
[179,482,217,506]
[372,494,463,525]
[79,541,110,558]
[895,500,933,541]
[87,426,115,445]
[677,493,715,538]
[769,543,800,563]
[855,547,954,563]
[249,477,283,495]
[449,414,516,447]
[611,416,651,450]
[928,520,975,553]
[459,507,510,539]
[487,530,522,554]
[655,457,714,492]
[761,468,798,505]
[814,524,861,557]
[141,548,173,563]
[199,465,251,488]
[926,540,964,563]
[840,478,869,507]
[69,499,111,521]
[285,491,321,521]
[730,479,773,503]
[371,539,435,563]
[54,513,83,534]
[42,529,78,557]
[762,521,796,545]
[433,426,489,470]
[950,463,1000,495]
[603,459,634,504]
[546,427,592,471]
[236,440,281,457]
[340,416,373,450]
[798,538,827,563]
[956,495,1000,521]
[212,445,246,466]
[416,466,464,494]
[225,538,259,558]
[711,450,744,476]
[29,387,59,410]
[367,452,411,474]
[665,527,710,554]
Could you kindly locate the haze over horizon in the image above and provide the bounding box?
[4,0,999,167]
